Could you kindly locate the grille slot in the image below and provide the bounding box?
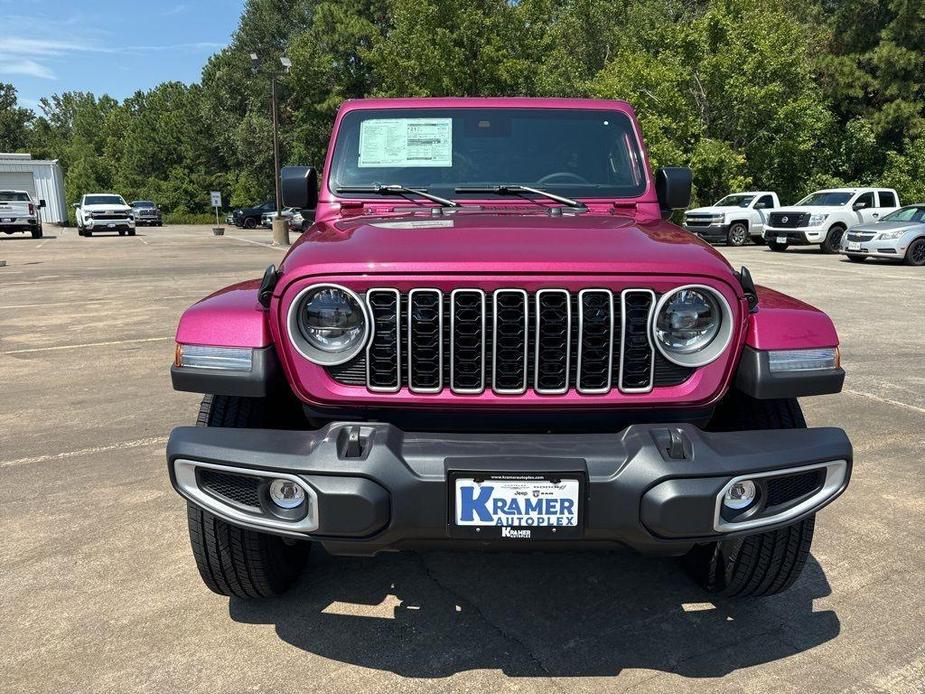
[408,289,443,393]
[534,289,571,394]
[768,212,809,228]
[620,290,656,392]
[366,289,401,391]
[577,289,614,393]
[198,469,261,509]
[492,289,529,394]
[765,469,825,507]
[450,289,486,393]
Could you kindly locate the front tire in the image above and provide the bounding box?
[684,392,816,597]
[185,395,310,598]
[822,224,846,254]
[905,238,925,266]
[243,217,257,229]
[727,223,749,246]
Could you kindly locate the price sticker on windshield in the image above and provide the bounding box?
[358,118,453,168]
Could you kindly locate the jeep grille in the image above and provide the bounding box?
[328,288,694,395]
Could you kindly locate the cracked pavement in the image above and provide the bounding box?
[1,227,923,693]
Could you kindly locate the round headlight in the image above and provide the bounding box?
[652,285,733,368]
[287,284,370,365]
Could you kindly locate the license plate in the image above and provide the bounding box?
[108,223,116,228]
[848,241,861,251]
[2,218,13,223]
[776,236,787,244]
[452,474,581,539]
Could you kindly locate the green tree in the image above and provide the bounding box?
[0,83,33,152]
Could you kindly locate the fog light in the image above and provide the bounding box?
[269,479,305,509]
[723,480,757,510]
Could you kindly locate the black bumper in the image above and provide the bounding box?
[167,422,851,557]
[764,230,812,245]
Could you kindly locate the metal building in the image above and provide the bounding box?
[0,153,67,224]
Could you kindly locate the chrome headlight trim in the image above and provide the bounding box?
[286,283,372,366]
[651,284,733,368]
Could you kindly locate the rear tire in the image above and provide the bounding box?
[768,240,788,252]
[821,224,846,254]
[683,392,815,597]
[31,227,42,239]
[185,395,310,598]
[905,238,925,266]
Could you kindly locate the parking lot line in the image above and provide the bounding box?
[843,389,925,415]
[0,436,168,468]
[2,335,173,355]
[225,234,282,249]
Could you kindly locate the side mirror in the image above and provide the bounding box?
[853,201,867,210]
[39,199,46,208]
[72,202,80,208]
[281,166,318,210]
[655,167,692,216]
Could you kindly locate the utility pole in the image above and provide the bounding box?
[252,53,291,247]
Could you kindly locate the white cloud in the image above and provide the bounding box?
[0,57,56,80]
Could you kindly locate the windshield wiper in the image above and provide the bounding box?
[454,185,587,209]
[336,184,460,208]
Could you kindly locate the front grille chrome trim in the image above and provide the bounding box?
[618,288,656,394]
[491,288,529,395]
[365,288,401,393]
[450,288,486,394]
[534,288,572,395]
[577,288,615,394]
[407,288,444,394]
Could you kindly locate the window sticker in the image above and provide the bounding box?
[358,118,453,168]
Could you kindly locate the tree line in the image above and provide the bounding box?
[1,0,923,221]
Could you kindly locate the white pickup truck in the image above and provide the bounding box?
[74,193,136,237]
[763,188,901,253]
[682,191,780,246]
[0,190,45,239]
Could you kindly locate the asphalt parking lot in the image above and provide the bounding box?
[1,225,923,693]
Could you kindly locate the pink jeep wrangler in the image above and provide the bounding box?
[167,98,850,599]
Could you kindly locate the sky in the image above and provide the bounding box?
[1,0,246,112]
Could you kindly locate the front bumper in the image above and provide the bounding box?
[85,218,134,230]
[841,237,906,259]
[683,222,729,241]
[167,422,851,557]
[764,226,826,245]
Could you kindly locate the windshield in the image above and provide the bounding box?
[0,191,30,202]
[796,192,852,206]
[881,206,925,223]
[715,194,754,207]
[329,108,647,201]
[85,195,125,206]
[131,201,155,208]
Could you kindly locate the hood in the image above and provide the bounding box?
[280,210,735,280]
[686,206,751,215]
[83,203,131,213]
[852,220,922,234]
[773,206,841,214]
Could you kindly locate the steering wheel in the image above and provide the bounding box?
[536,171,590,185]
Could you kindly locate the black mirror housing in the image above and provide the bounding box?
[281,166,318,210]
[853,201,867,210]
[39,199,46,208]
[655,167,692,217]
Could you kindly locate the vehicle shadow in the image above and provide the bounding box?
[0,235,58,241]
[229,549,839,679]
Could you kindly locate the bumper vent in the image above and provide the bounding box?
[198,469,261,509]
[331,288,695,395]
[766,469,825,507]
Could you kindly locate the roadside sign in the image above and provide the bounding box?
[210,191,222,208]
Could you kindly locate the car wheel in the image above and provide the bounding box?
[821,225,846,254]
[244,217,257,229]
[768,240,788,252]
[846,255,867,263]
[684,392,815,597]
[185,395,311,598]
[128,229,136,236]
[118,230,125,236]
[85,229,92,237]
[31,227,43,239]
[727,223,749,246]
[752,235,765,246]
[905,238,925,266]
